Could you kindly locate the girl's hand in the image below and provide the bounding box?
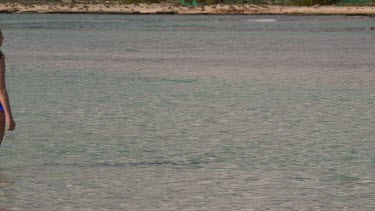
[6,117,15,131]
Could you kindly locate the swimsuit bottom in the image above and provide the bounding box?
[0,103,3,111]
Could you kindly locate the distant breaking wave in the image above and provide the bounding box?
[248,19,276,22]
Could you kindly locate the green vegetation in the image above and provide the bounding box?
[0,0,60,3]
[0,0,374,6]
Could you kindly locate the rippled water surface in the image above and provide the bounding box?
[0,14,374,210]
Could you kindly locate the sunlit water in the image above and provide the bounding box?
[0,14,374,210]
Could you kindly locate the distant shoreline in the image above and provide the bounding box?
[1,3,375,15]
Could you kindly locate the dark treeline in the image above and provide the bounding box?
[0,0,374,6]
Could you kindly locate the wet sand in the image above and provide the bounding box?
[0,3,374,15]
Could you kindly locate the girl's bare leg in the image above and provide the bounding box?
[0,112,5,145]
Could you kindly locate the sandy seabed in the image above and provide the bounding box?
[0,3,374,15]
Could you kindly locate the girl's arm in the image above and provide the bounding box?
[0,56,15,131]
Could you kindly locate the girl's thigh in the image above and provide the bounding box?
[0,112,5,145]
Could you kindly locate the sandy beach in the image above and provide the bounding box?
[0,3,374,15]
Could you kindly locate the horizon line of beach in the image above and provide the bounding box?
[0,3,375,15]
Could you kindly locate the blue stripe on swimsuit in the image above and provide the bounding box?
[0,103,3,111]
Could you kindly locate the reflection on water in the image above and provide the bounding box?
[0,171,12,211]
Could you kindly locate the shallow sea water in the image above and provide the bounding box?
[0,14,374,210]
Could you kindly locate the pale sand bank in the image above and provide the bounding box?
[0,3,375,15]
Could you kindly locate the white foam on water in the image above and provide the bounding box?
[248,18,276,22]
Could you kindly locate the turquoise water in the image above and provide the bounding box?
[0,14,375,210]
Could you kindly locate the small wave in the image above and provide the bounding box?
[248,19,276,23]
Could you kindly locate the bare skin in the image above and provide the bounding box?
[0,33,16,145]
